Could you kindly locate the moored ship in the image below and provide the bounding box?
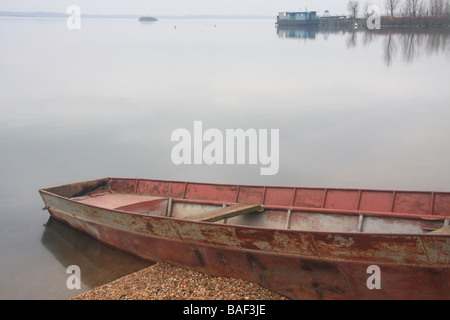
[276,11,320,26]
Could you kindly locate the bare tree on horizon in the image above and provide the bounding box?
[429,0,445,15]
[385,0,401,16]
[403,0,424,16]
[347,0,360,18]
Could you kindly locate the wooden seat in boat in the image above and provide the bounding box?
[429,225,450,234]
[189,203,262,222]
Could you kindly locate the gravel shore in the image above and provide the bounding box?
[71,262,289,300]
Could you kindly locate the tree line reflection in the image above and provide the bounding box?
[277,26,450,66]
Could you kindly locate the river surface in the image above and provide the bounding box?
[0,17,449,299]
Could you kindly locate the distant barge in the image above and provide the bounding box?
[276,11,320,26]
[276,11,350,28]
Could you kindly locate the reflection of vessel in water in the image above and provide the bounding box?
[277,26,319,39]
[277,25,450,67]
[40,177,450,300]
[41,216,152,289]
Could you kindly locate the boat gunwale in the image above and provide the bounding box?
[111,176,450,194]
[39,180,450,238]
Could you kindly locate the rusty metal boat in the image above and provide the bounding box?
[39,177,450,300]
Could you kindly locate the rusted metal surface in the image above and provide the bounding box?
[39,177,450,300]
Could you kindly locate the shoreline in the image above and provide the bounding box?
[277,15,450,30]
[71,262,289,300]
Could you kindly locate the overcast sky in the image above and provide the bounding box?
[0,0,386,16]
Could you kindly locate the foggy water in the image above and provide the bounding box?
[0,17,449,299]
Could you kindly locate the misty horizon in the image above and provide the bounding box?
[0,0,385,17]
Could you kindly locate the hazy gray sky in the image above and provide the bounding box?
[0,0,386,16]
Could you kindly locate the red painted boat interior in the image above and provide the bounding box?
[106,177,450,218]
[44,177,450,235]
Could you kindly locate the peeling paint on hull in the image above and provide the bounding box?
[39,177,450,300]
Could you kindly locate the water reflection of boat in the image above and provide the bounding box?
[39,177,450,300]
[41,216,152,289]
[277,26,450,67]
[277,26,319,39]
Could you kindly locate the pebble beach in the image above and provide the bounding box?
[71,262,289,300]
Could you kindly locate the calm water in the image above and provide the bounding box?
[0,17,449,299]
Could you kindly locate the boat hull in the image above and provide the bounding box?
[276,18,320,27]
[39,178,450,300]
